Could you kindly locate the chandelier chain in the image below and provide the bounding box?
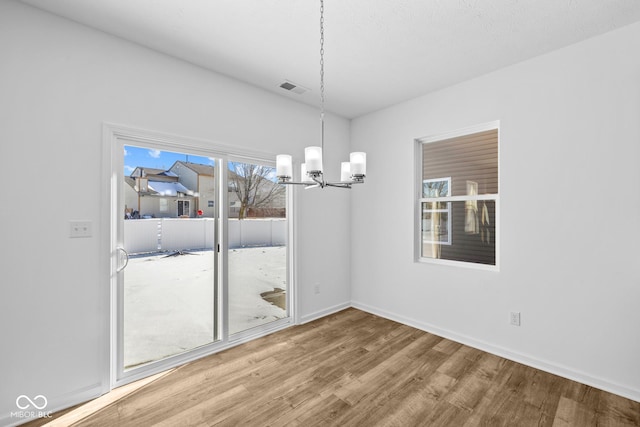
[319,0,325,152]
[320,0,325,115]
[275,0,365,189]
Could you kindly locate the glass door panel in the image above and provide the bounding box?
[227,160,288,335]
[121,145,218,370]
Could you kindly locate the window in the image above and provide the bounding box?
[417,122,499,268]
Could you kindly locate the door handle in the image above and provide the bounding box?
[116,247,129,273]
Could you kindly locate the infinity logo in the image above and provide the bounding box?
[16,395,48,410]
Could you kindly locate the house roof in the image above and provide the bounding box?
[131,166,166,178]
[172,161,215,177]
[124,176,136,188]
[123,176,193,196]
[147,181,193,197]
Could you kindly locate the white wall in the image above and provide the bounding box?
[350,22,640,401]
[0,0,350,423]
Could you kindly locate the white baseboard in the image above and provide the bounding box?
[299,301,351,325]
[351,300,640,403]
[2,382,105,427]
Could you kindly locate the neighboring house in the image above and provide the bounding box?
[168,161,250,218]
[126,161,286,219]
[124,167,196,218]
[169,161,215,217]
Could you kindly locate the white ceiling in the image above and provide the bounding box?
[18,0,640,119]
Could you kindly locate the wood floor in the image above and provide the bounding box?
[34,308,639,426]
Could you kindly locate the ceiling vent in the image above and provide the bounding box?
[279,80,308,95]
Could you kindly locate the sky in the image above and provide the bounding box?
[124,144,279,183]
[124,145,214,175]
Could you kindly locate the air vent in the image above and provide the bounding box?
[279,80,308,95]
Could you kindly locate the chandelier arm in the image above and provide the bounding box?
[278,179,359,189]
[278,180,313,186]
[311,174,326,188]
[325,182,352,189]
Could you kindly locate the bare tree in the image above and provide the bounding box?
[229,162,285,219]
[423,179,448,198]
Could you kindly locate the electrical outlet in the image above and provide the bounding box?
[314,284,320,294]
[510,311,521,326]
[69,220,92,238]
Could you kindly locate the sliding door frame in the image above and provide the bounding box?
[103,123,296,389]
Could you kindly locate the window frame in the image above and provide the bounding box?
[415,121,500,271]
[421,177,452,245]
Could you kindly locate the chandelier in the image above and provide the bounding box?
[276,0,366,189]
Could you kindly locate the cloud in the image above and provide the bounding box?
[148,149,161,158]
[124,165,135,174]
[123,147,129,156]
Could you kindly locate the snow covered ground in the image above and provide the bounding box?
[123,246,286,368]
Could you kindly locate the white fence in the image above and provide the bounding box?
[124,218,286,254]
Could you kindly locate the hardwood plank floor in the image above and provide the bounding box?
[26,308,639,426]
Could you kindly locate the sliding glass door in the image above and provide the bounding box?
[227,160,288,335]
[119,144,219,373]
[108,126,291,386]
